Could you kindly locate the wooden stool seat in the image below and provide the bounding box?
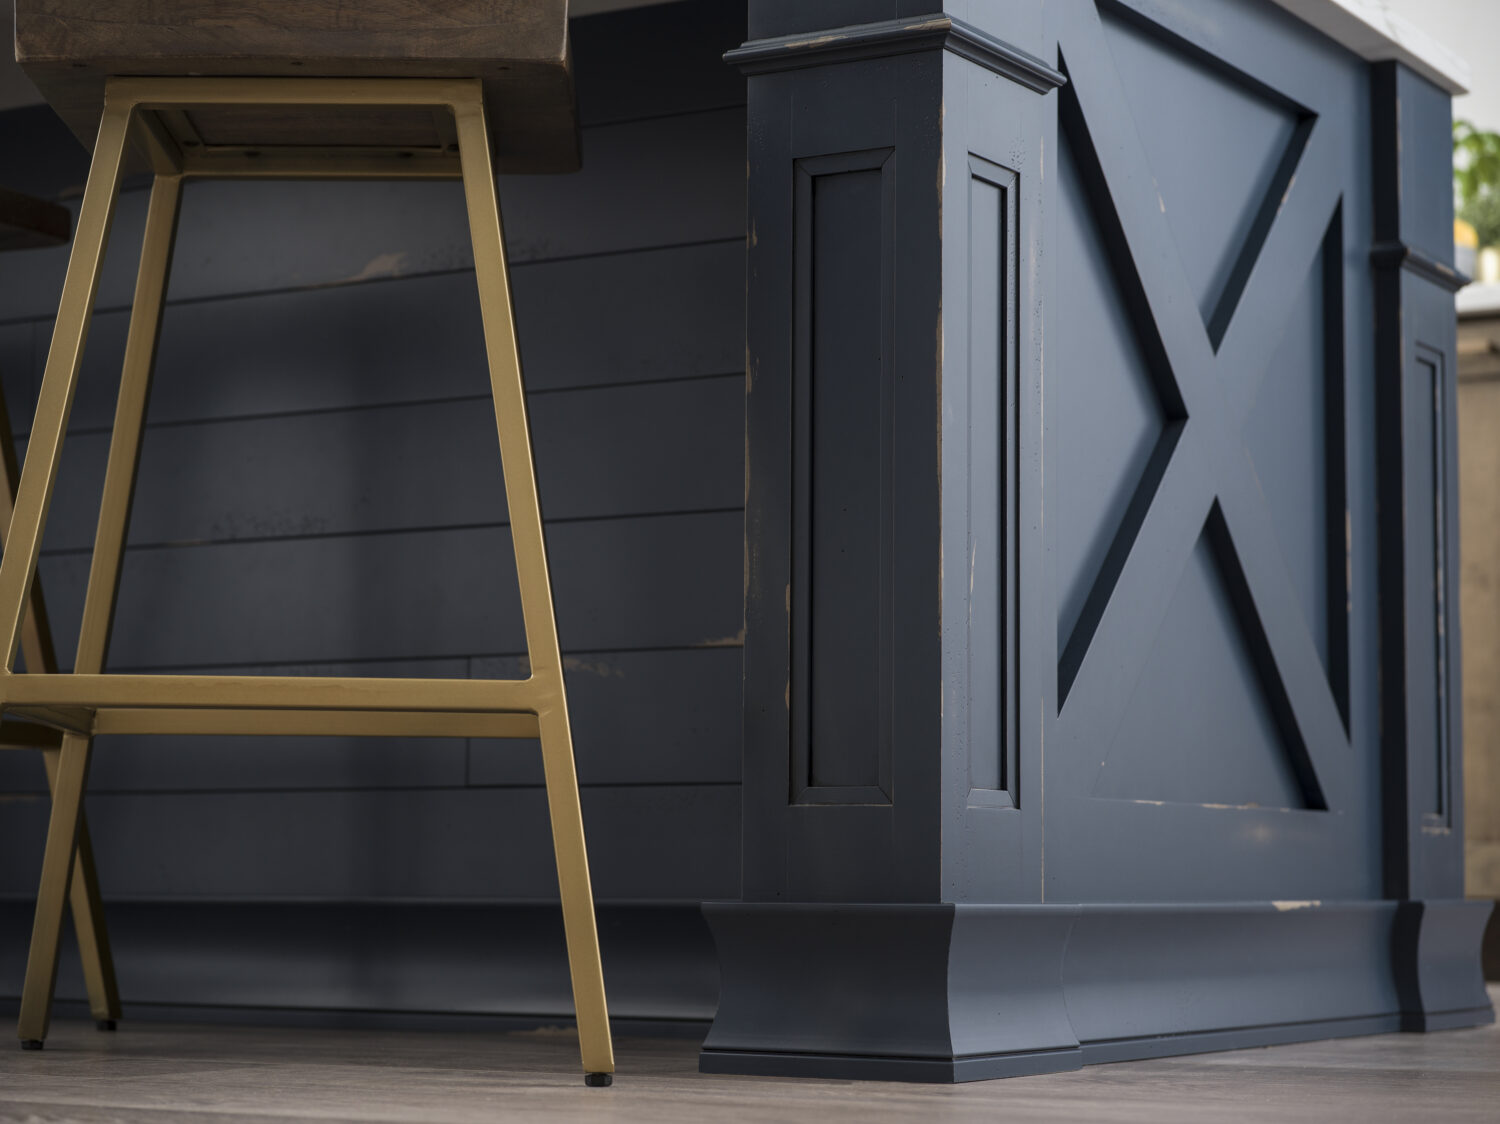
[15,0,578,172]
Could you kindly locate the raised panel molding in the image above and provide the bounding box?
[1049,0,1362,897]
[1321,208,1352,730]
[1414,341,1454,828]
[1096,0,1314,347]
[790,147,896,806]
[963,154,1018,808]
[937,50,1047,903]
[1053,82,1183,706]
[1090,504,1326,811]
[1243,205,1351,732]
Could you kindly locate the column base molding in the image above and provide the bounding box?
[700,899,1494,1082]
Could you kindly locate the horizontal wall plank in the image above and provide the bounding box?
[0,648,740,794]
[0,324,29,413]
[36,511,742,670]
[573,1,746,127]
[19,240,743,434]
[0,105,92,202]
[31,375,742,551]
[468,646,743,786]
[0,108,746,323]
[0,783,740,901]
[0,900,720,1023]
[14,242,745,440]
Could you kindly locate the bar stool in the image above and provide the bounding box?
[7,1,613,1084]
[0,186,122,1035]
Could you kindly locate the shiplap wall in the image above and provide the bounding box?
[0,1,746,1019]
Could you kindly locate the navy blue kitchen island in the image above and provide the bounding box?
[0,0,1489,1084]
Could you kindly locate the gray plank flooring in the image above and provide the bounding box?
[0,986,1496,1123]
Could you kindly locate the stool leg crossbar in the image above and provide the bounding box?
[3,77,614,1081]
[0,385,120,1032]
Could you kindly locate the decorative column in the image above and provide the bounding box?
[1371,59,1493,1029]
[704,2,1072,1081]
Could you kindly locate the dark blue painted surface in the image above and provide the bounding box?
[1046,0,1376,902]
[713,0,1489,1081]
[0,0,1486,1062]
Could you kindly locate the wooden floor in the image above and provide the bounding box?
[1,991,1497,1123]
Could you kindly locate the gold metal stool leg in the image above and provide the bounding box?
[10,99,178,1047]
[23,168,181,1045]
[38,750,120,1027]
[0,327,120,1031]
[5,78,613,1079]
[456,94,615,1082]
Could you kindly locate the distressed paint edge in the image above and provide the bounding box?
[1371,241,1470,294]
[723,16,1065,93]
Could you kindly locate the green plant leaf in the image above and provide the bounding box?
[1455,118,1500,217]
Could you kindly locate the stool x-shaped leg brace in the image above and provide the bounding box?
[4,76,613,1084]
[0,379,120,1033]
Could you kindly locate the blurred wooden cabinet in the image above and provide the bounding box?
[1459,296,1500,917]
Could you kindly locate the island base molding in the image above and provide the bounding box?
[699,899,1494,1082]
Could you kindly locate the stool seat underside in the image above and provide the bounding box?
[14,0,578,172]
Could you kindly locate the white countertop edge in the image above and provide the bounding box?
[1266,0,1468,95]
[1458,283,1500,317]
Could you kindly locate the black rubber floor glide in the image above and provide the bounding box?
[584,1072,613,1087]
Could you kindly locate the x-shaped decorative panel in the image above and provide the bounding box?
[1051,0,1351,813]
